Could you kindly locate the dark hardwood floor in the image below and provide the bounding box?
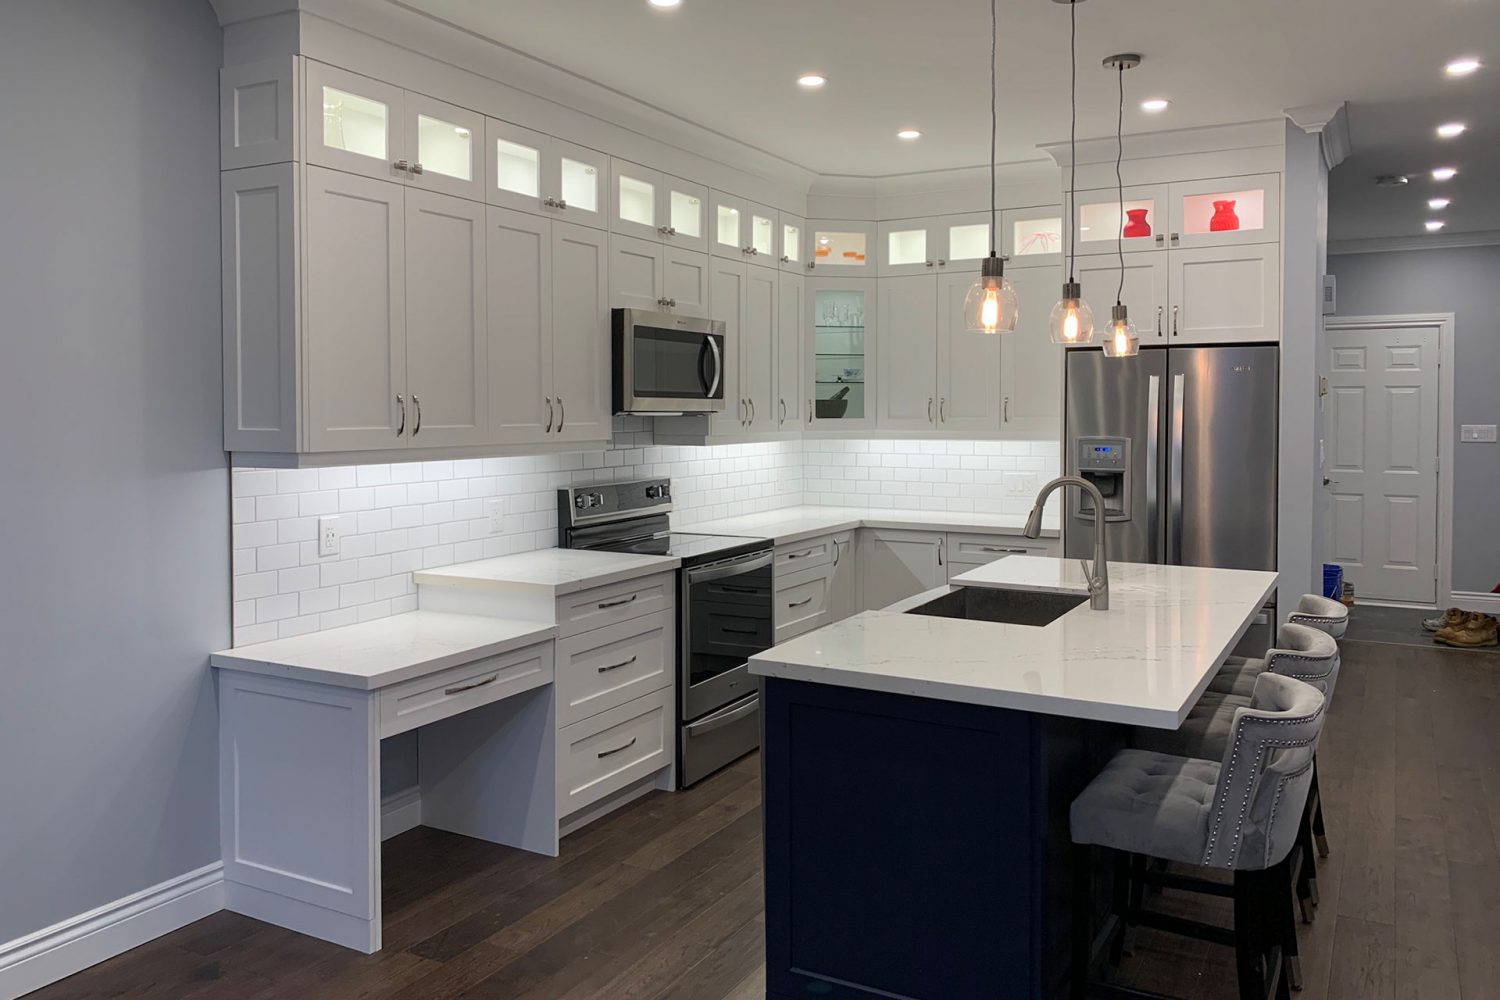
[26,639,1500,1000]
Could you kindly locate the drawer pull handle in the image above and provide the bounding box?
[443,673,498,696]
[718,584,762,595]
[980,546,1030,554]
[597,737,638,759]
[597,594,639,610]
[787,597,813,608]
[597,655,638,674]
[786,549,815,560]
[723,626,759,636]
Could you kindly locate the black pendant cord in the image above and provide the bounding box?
[1115,61,1124,308]
[990,0,997,256]
[1067,0,1077,285]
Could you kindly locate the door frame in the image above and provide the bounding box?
[1323,312,1455,608]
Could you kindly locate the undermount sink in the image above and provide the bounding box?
[904,586,1086,627]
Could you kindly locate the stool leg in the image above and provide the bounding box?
[1232,869,1269,1000]
[1277,857,1304,991]
[1296,807,1318,924]
[1072,843,1092,1000]
[1108,850,1131,969]
[1311,762,1330,858]
[1122,853,1146,956]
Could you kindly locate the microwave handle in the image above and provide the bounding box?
[705,336,723,398]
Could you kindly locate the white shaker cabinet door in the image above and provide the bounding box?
[996,267,1062,437]
[487,207,553,444]
[403,93,485,203]
[550,221,611,443]
[304,166,408,452]
[741,266,778,433]
[1168,243,1280,344]
[405,190,488,446]
[1074,254,1170,343]
[860,529,944,611]
[877,275,939,431]
[937,270,1003,435]
[776,272,805,430]
[609,233,664,312]
[708,258,746,436]
[662,246,710,316]
[305,62,406,182]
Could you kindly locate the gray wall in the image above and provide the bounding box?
[1329,245,1500,593]
[0,0,226,943]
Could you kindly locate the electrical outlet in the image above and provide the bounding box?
[485,498,506,534]
[318,516,341,557]
[1461,424,1498,443]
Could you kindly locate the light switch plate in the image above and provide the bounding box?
[1461,424,1498,443]
[317,516,341,557]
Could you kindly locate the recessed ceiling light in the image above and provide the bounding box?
[896,129,922,140]
[1140,98,1170,113]
[1437,122,1468,138]
[1445,57,1482,77]
[1432,166,1458,181]
[1375,174,1410,188]
[647,0,681,7]
[796,74,826,90]
[1425,220,1446,231]
[1429,197,1451,209]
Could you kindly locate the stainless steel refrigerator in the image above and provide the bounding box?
[1063,344,1278,582]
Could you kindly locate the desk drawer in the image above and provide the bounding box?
[557,687,672,816]
[557,572,674,639]
[379,642,553,738]
[775,536,834,574]
[556,610,673,727]
[774,564,832,643]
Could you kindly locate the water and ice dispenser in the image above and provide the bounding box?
[1073,436,1130,521]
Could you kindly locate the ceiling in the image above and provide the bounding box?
[403,0,1500,242]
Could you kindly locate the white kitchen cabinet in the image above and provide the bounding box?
[937,272,1004,434]
[608,234,708,315]
[1168,243,1280,344]
[747,202,779,267]
[861,529,945,611]
[487,207,552,443]
[878,275,940,429]
[706,258,776,435]
[550,223,611,442]
[489,120,609,231]
[944,533,1059,575]
[879,218,939,277]
[711,190,747,261]
[304,166,407,452]
[708,258,747,436]
[776,272,804,430]
[405,93,485,202]
[998,268,1063,436]
[940,212,994,271]
[779,214,807,273]
[305,62,406,182]
[809,219,874,272]
[1001,206,1064,268]
[1073,254,1170,343]
[1072,183,1171,256]
[611,160,707,250]
[663,245,710,315]
[807,278,876,429]
[405,190,487,446]
[828,532,858,621]
[1167,173,1280,250]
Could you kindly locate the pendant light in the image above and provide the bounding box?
[963,0,1018,334]
[1048,0,1095,345]
[1100,53,1140,358]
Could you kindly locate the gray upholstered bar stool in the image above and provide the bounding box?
[1069,673,1327,1000]
[1282,594,1347,862]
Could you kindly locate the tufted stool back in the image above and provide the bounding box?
[1288,593,1348,640]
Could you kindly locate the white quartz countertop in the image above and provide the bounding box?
[679,505,1059,548]
[413,548,679,595]
[749,556,1277,729]
[211,612,557,690]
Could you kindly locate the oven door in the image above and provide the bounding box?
[681,549,772,721]
[613,309,726,414]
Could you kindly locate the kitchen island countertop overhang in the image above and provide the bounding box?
[748,556,1278,729]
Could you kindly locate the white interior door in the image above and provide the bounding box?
[1325,324,1440,603]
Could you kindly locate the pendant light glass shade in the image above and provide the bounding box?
[964,255,1019,334]
[1100,304,1140,357]
[1048,280,1096,344]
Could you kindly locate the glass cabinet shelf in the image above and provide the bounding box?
[813,288,868,419]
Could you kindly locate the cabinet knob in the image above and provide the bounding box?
[556,198,567,209]
[925,260,934,268]
[780,255,791,264]
[544,197,557,208]
[409,162,424,175]
[1155,233,1165,246]
[658,225,671,236]
[392,159,410,172]
[937,258,947,266]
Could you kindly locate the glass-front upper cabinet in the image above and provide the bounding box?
[1168,174,1280,249]
[779,213,806,272]
[404,93,484,201]
[711,191,747,261]
[1001,207,1063,267]
[610,161,706,249]
[487,119,608,229]
[306,62,406,181]
[878,219,936,276]
[808,220,874,272]
[943,213,992,270]
[663,176,708,252]
[806,278,877,428]
[1072,183,1170,255]
[748,202,777,267]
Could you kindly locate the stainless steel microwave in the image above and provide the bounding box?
[611,309,727,415]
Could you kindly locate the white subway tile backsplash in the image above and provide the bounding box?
[230,419,1053,640]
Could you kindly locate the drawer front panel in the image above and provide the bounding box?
[556,610,673,727]
[946,533,1059,572]
[557,687,672,815]
[774,565,833,643]
[557,572,674,639]
[379,642,553,737]
[774,536,834,574]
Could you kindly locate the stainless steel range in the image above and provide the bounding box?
[558,479,770,787]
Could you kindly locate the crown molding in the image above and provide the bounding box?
[1039,119,1284,168]
[1329,228,1500,256]
[1284,102,1350,171]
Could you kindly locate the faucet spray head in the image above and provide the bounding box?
[1022,503,1044,539]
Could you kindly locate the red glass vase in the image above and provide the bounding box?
[1122,208,1151,238]
[1209,200,1240,232]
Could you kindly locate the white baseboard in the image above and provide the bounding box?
[1452,590,1500,615]
[381,787,422,841]
[0,863,224,1000]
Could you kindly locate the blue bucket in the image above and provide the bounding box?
[1322,564,1344,601]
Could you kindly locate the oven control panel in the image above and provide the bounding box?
[558,478,673,529]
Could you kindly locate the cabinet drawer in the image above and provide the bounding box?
[774,564,833,642]
[947,533,1058,566]
[556,610,673,728]
[557,687,672,816]
[379,642,553,738]
[775,536,834,574]
[557,572,674,639]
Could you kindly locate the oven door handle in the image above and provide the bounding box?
[686,694,759,738]
[687,550,773,584]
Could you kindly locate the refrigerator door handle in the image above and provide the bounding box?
[1169,372,1186,564]
[1146,374,1161,563]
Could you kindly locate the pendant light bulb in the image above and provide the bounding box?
[964,255,1019,334]
[1100,304,1140,358]
[1049,282,1096,344]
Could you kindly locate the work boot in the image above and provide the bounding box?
[1437,615,1499,649]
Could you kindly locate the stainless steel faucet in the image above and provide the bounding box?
[1023,476,1109,610]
